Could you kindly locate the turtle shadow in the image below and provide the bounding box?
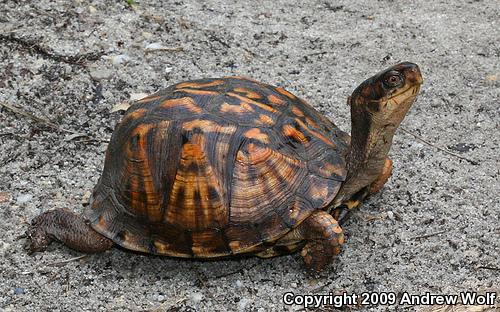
[21,235,340,288]
[100,245,338,285]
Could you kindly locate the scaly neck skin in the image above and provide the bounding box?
[335,100,402,204]
[332,62,422,206]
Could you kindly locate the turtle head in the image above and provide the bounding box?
[349,62,423,128]
[335,62,423,204]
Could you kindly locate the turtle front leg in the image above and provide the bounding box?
[27,208,113,254]
[296,210,344,271]
[332,158,394,223]
[368,158,393,194]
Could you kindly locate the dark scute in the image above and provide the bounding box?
[147,121,183,223]
[207,186,220,200]
[181,132,189,145]
[187,161,200,173]
[193,189,201,204]
[174,187,185,210]
[115,230,127,242]
[184,230,194,257]
[147,240,158,254]
[130,133,140,152]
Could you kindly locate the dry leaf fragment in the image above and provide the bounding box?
[110,93,149,112]
[486,74,498,81]
[0,191,12,203]
[111,102,131,113]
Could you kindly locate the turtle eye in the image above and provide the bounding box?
[384,72,403,88]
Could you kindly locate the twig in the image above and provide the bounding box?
[0,102,68,132]
[476,266,500,271]
[312,281,333,293]
[363,214,386,222]
[45,255,88,267]
[0,33,105,66]
[1,102,109,143]
[213,263,258,279]
[1,28,30,37]
[306,51,328,57]
[1,297,23,308]
[408,230,446,240]
[399,127,478,165]
[0,148,22,167]
[213,267,247,279]
[193,267,209,288]
[242,47,259,58]
[145,46,184,53]
[207,32,230,49]
[65,273,71,292]
[72,138,110,144]
[149,297,188,312]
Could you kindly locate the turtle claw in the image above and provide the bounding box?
[301,240,342,272]
[297,210,344,272]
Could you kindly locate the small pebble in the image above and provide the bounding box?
[14,287,25,295]
[150,15,164,23]
[81,190,92,204]
[144,42,182,52]
[463,249,480,258]
[157,294,165,302]
[235,280,243,288]
[238,298,250,310]
[189,292,203,304]
[0,241,11,253]
[104,54,131,66]
[486,74,498,81]
[142,31,153,39]
[16,194,33,204]
[0,191,12,203]
[387,211,395,220]
[145,42,165,51]
[89,69,113,80]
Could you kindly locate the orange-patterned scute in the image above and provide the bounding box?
[165,135,227,230]
[85,77,349,257]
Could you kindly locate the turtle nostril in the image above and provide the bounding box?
[407,65,418,74]
[405,65,422,84]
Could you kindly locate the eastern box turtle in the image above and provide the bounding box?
[27,62,422,271]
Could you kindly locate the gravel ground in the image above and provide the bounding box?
[0,0,499,311]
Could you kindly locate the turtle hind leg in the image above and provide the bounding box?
[296,210,344,272]
[27,208,113,254]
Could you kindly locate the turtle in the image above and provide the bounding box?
[27,62,422,271]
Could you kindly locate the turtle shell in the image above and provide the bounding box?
[85,77,350,257]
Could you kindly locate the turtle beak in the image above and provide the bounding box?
[398,62,423,86]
